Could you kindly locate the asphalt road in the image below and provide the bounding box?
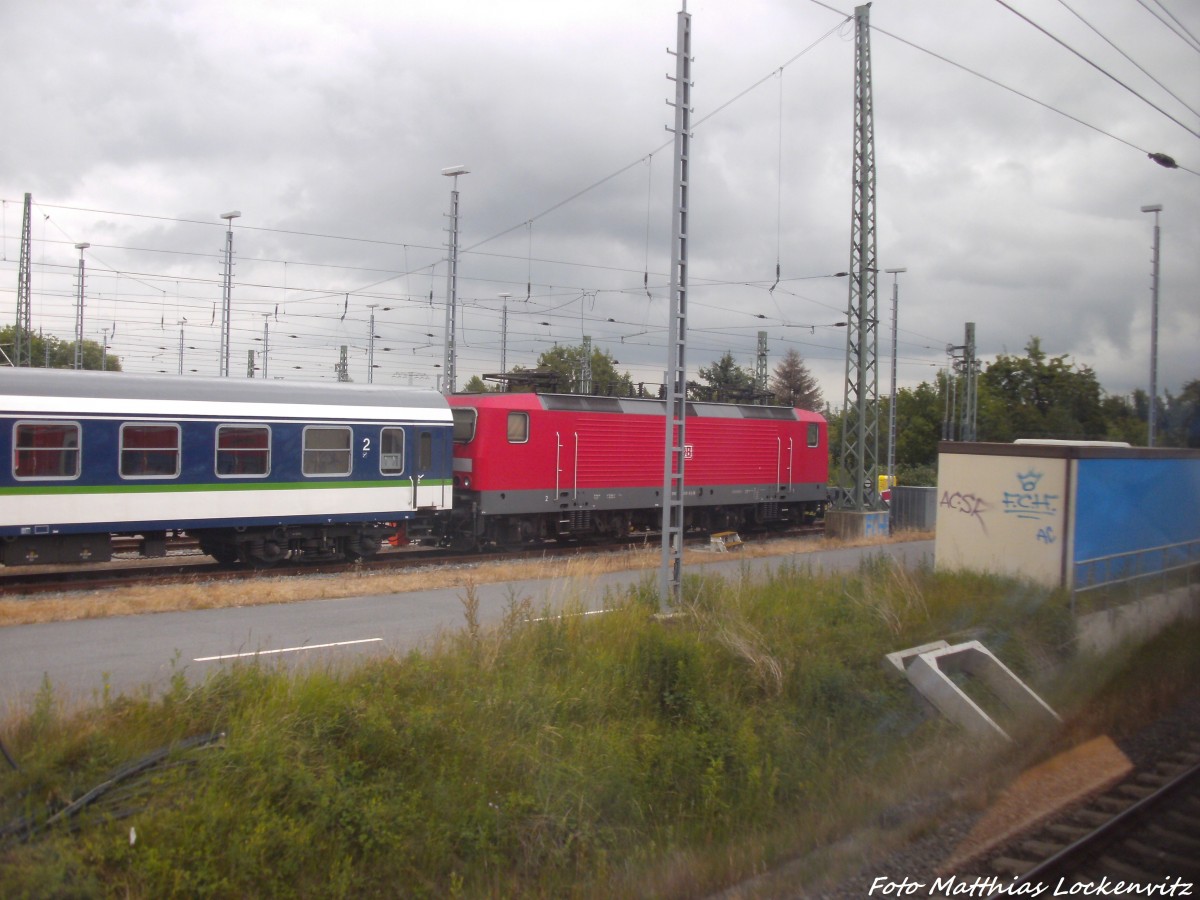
[0,539,934,709]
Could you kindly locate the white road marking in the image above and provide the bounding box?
[528,609,611,623]
[194,637,383,662]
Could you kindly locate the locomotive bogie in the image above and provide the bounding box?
[446,392,827,548]
[1,369,453,567]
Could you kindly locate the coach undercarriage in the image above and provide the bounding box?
[196,524,392,566]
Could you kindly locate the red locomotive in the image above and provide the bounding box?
[442,392,827,548]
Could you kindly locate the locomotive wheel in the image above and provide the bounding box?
[449,532,481,553]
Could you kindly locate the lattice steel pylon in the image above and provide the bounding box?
[14,193,33,367]
[837,3,881,511]
[756,330,769,396]
[660,2,692,608]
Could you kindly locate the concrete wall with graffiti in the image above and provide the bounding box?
[935,450,1069,586]
[934,443,1200,590]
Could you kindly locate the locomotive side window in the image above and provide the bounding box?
[380,427,405,474]
[507,412,529,444]
[120,424,181,478]
[216,425,270,477]
[302,426,352,476]
[451,408,477,443]
[13,421,80,480]
[807,423,820,448]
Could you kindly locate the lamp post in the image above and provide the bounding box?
[73,243,90,370]
[261,313,271,380]
[442,166,468,394]
[883,267,906,493]
[499,292,511,374]
[367,304,378,384]
[219,210,241,377]
[1140,204,1162,447]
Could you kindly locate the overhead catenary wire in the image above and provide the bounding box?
[994,0,1200,139]
[1139,0,1200,53]
[807,0,1199,177]
[1055,0,1199,120]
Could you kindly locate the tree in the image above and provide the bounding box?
[0,327,121,371]
[769,348,823,410]
[1099,393,1147,445]
[696,351,755,401]
[978,337,1105,441]
[1162,380,1200,448]
[509,344,633,396]
[460,375,499,393]
[894,379,944,470]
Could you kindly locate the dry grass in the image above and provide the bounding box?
[0,531,934,628]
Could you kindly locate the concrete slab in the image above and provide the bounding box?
[883,640,950,677]
[901,640,1061,741]
[939,735,1132,873]
[825,509,890,540]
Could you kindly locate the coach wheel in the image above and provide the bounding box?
[347,535,380,562]
[200,540,240,566]
[247,539,286,568]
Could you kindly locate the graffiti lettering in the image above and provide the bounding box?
[939,491,989,533]
[1036,526,1056,545]
[1002,470,1059,521]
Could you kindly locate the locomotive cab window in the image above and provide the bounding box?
[451,408,477,443]
[807,423,820,448]
[380,427,405,475]
[302,426,352,476]
[507,411,529,444]
[216,425,270,477]
[120,423,181,478]
[13,421,80,480]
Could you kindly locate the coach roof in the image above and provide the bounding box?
[1,368,450,413]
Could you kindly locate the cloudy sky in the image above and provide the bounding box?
[2,0,1197,407]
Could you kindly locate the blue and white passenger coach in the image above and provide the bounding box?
[0,368,454,566]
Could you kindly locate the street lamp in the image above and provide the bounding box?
[1140,205,1162,447]
[73,243,90,370]
[883,267,906,493]
[442,166,468,394]
[219,210,241,377]
[367,304,378,384]
[499,292,512,374]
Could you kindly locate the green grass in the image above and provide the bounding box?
[1,557,1195,898]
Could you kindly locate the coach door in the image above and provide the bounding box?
[411,428,447,509]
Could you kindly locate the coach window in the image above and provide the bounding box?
[120,423,181,478]
[507,411,529,444]
[380,427,405,475]
[216,425,270,477]
[13,421,80,480]
[807,423,820,448]
[302,426,352,476]
[417,431,433,473]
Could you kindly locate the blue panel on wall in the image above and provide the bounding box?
[1074,458,1200,564]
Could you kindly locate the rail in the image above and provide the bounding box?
[1072,538,1200,611]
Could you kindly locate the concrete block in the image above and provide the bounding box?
[825,509,890,540]
[1075,585,1200,656]
[883,640,950,678]
[900,640,1061,742]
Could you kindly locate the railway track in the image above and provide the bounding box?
[950,733,1200,893]
[0,525,826,597]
